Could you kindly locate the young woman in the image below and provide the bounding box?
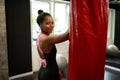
[36,10,69,80]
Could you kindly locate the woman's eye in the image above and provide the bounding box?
[52,22,54,25]
[46,22,53,25]
[46,23,49,25]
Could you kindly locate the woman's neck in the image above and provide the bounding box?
[41,31,49,36]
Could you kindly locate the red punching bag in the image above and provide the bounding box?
[68,0,108,80]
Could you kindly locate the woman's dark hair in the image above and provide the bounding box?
[37,10,51,25]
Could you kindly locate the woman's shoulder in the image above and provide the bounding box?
[36,33,47,45]
[40,33,47,37]
[37,33,47,40]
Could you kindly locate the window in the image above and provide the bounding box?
[54,2,69,34]
[107,8,116,43]
[31,0,70,44]
[31,1,50,44]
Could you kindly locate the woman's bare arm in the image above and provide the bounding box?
[40,30,69,53]
[47,30,69,44]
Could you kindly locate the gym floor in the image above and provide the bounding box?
[34,70,120,80]
[104,70,120,80]
[33,68,120,80]
[104,66,120,80]
[12,67,120,80]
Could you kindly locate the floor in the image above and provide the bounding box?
[104,67,120,80]
[104,70,120,80]
[12,68,120,80]
[32,72,66,80]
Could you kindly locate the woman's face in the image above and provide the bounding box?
[40,16,54,35]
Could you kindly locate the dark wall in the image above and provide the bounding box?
[5,0,32,76]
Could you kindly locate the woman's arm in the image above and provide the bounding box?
[46,30,69,44]
[40,30,69,53]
